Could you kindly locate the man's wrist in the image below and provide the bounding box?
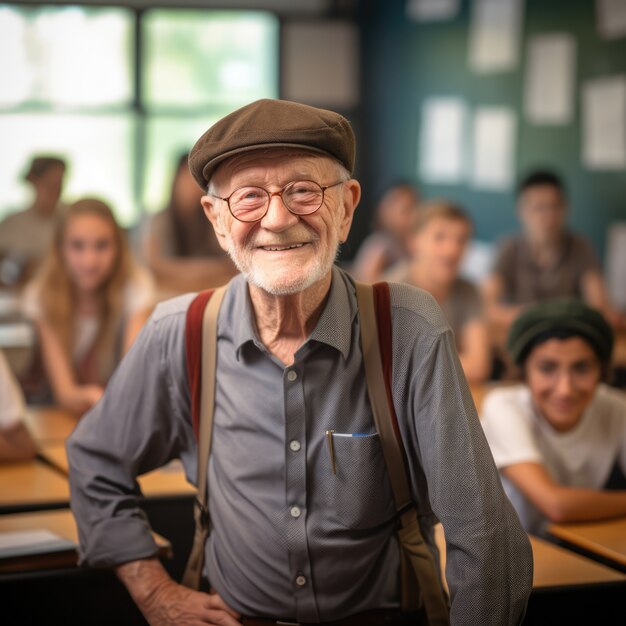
[115,558,174,607]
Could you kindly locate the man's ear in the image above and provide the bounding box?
[201,195,229,252]
[338,179,361,242]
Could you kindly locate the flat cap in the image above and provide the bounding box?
[188,98,356,188]
[507,299,614,365]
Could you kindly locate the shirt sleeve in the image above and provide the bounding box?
[572,233,600,275]
[491,237,515,278]
[481,388,543,469]
[67,297,197,568]
[391,288,532,625]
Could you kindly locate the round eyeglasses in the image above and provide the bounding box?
[211,180,345,223]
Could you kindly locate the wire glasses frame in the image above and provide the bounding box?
[211,179,345,223]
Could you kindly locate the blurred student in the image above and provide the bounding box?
[481,300,626,536]
[0,155,67,287]
[141,152,236,291]
[22,198,155,416]
[0,349,36,462]
[482,169,624,340]
[350,181,420,282]
[388,201,491,384]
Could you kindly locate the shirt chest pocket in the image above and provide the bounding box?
[320,433,398,530]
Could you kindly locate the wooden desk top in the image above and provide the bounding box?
[548,517,626,569]
[0,460,70,512]
[38,443,196,498]
[24,407,79,443]
[0,508,172,574]
[434,524,625,590]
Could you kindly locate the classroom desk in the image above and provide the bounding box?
[434,524,625,592]
[38,442,196,581]
[24,406,79,443]
[548,517,626,572]
[0,510,171,626]
[0,460,70,514]
[435,524,626,624]
[0,508,172,574]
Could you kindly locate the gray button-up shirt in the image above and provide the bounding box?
[67,267,532,625]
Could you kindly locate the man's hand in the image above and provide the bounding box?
[116,558,241,626]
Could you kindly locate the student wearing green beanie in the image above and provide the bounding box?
[481,299,626,536]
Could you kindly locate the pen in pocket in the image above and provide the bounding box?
[325,429,337,475]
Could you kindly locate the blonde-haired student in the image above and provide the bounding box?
[387,200,491,384]
[22,198,155,416]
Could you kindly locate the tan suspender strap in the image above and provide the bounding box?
[355,281,413,513]
[355,281,450,626]
[182,285,227,589]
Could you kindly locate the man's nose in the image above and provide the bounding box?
[259,193,299,231]
[554,371,575,396]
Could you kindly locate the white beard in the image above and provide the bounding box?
[220,217,340,296]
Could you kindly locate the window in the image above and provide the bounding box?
[0,4,279,225]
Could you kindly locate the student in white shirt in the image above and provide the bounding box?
[0,349,36,462]
[481,299,626,536]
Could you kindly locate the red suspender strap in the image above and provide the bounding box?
[372,282,407,463]
[185,289,215,440]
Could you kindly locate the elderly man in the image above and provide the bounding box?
[68,99,532,626]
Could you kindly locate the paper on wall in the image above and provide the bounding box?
[470,107,517,190]
[524,34,576,125]
[582,75,626,170]
[418,97,467,184]
[406,0,459,22]
[469,0,524,73]
[596,0,626,40]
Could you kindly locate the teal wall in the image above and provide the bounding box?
[351,0,626,262]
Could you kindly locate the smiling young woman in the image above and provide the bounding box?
[481,299,626,536]
[21,198,156,416]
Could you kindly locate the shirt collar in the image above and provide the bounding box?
[230,266,357,361]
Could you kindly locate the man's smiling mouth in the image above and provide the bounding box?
[260,243,307,251]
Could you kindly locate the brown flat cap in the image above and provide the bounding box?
[188,99,355,188]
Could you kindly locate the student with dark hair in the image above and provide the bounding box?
[350,180,420,282]
[481,300,626,536]
[141,152,237,292]
[0,155,67,286]
[482,168,624,343]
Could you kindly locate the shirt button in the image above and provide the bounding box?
[290,506,301,518]
[289,440,301,452]
[287,370,298,382]
[295,575,307,587]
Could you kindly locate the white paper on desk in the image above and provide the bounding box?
[406,0,459,22]
[470,107,517,190]
[525,34,576,125]
[0,529,76,559]
[469,0,524,73]
[582,75,626,169]
[596,0,626,40]
[418,97,467,184]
